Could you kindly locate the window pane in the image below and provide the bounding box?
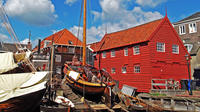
[102,51,106,58]
[172,44,179,54]
[157,42,165,52]
[133,46,140,55]
[122,67,126,73]
[124,48,128,56]
[111,50,115,57]
[111,68,116,74]
[134,65,140,73]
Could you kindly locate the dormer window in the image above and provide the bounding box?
[44,40,51,48]
[68,40,73,45]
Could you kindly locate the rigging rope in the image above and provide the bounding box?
[0,5,37,72]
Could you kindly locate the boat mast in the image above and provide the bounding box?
[82,0,87,65]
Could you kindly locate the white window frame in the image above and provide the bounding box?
[111,50,115,57]
[122,66,126,73]
[189,22,197,33]
[133,45,140,55]
[102,51,106,58]
[124,47,128,56]
[172,44,179,54]
[179,25,186,35]
[184,44,193,53]
[134,65,140,73]
[111,68,116,74]
[157,42,165,52]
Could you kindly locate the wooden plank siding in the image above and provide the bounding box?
[92,16,189,93]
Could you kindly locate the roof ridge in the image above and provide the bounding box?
[177,11,200,22]
[106,18,163,35]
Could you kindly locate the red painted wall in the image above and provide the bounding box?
[94,19,189,93]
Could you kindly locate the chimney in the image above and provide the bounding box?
[27,41,32,50]
[38,39,41,54]
[27,30,32,50]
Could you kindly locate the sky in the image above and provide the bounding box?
[0,0,199,48]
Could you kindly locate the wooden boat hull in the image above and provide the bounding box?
[65,75,106,95]
[0,89,46,112]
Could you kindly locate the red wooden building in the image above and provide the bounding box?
[90,16,190,92]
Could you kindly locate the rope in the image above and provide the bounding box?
[0,5,36,72]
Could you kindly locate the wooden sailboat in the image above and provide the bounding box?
[62,0,115,96]
[0,52,49,112]
[0,5,49,112]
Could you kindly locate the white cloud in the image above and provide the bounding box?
[69,0,164,44]
[69,26,101,44]
[135,0,167,7]
[90,0,163,40]
[0,33,9,40]
[4,0,57,26]
[64,0,78,6]
[20,37,41,48]
[20,38,29,44]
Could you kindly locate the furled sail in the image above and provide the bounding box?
[0,52,18,74]
[0,71,48,102]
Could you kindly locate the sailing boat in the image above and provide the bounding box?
[0,52,49,112]
[62,0,115,96]
[0,5,49,112]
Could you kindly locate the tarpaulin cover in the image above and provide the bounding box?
[0,52,18,74]
[0,71,48,102]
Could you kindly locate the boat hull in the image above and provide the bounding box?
[0,89,46,112]
[65,75,106,95]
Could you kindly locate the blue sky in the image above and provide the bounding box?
[0,0,199,48]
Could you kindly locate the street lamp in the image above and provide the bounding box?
[185,54,193,95]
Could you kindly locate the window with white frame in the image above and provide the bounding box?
[68,47,75,53]
[189,23,197,33]
[111,50,115,57]
[134,65,140,73]
[133,45,140,55]
[156,42,165,52]
[179,25,186,35]
[122,66,126,73]
[124,48,128,56]
[184,44,193,53]
[172,44,179,54]
[111,68,116,74]
[102,51,106,58]
[44,40,51,48]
